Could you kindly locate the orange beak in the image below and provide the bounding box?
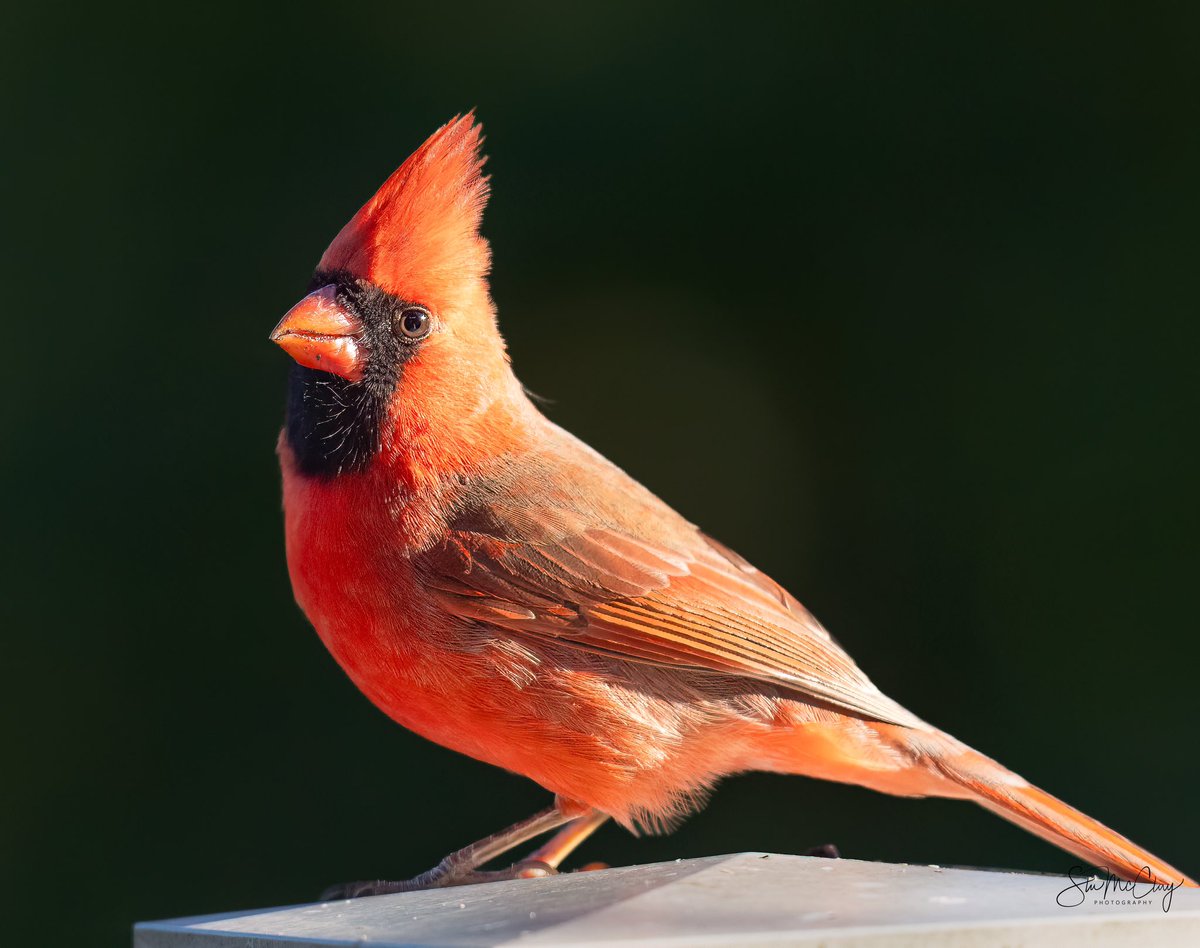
[270,284,365,382]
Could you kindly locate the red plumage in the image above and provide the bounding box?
[320,115,492,307]
[271,115,1194,889]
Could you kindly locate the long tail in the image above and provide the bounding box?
[926,736,1196,887]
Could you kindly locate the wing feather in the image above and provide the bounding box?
[415,446,920,728]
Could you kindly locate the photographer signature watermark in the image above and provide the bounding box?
[1056,866,1184,914]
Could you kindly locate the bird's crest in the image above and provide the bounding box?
[319,113,491,306]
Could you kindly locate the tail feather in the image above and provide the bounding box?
[934,743,1196,887]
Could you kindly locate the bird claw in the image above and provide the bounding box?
[320,859,560,900]
[510,858,558,880]
[320,880,397,901]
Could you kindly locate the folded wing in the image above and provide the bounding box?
[417,448,920,728]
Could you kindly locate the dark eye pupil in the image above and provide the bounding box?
[400,309,428,338]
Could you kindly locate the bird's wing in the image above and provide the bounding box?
[417,444,920,728]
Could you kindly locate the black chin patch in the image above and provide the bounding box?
[283,271,423,479]
[285,365,387,478]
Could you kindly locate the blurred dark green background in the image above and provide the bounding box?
[3,2,1197,944]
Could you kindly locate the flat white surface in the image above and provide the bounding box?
[133,853,1200,947]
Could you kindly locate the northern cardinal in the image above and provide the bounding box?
[271,114,1194,896]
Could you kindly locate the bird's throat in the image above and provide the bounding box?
[284,363,391,478]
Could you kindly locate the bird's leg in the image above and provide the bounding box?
[509,808,611,878]
[321,802,581,900]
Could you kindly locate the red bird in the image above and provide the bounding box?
[271,115,1194,896]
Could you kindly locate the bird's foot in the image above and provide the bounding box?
[320,858,558,900]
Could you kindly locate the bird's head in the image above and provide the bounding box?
[272,114,526,482]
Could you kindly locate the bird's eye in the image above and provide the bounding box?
[396,306,432,341]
